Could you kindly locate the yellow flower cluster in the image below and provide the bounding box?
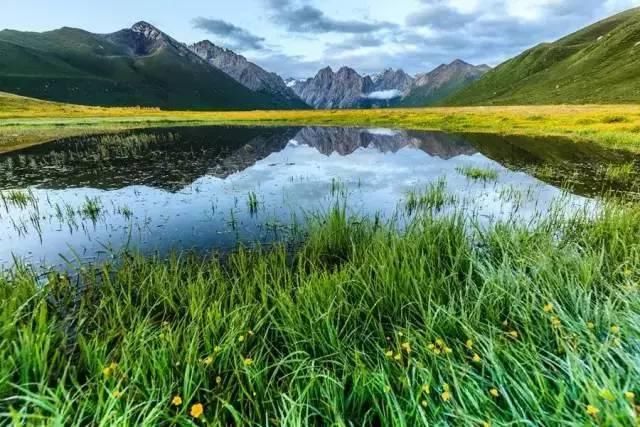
[102,362,118,378]
[428,338,452,355]
[170,395,204,419]
[441,383,452,402]
[464,338,482,363]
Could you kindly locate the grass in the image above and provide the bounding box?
[5,92,640,154]
[605,162,636,183]
[405,178,454,213]
[1,197,640,425]
[456,166,500,181]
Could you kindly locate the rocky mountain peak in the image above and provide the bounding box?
[131,21,164,39]
[373,68,414,93]
[450,59,471,67]
[337,66,358,76]
[318,66,334,76]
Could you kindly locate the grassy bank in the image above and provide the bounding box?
[1,201,640,425]
[3,92,640,153]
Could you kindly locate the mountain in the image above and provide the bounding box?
[291,66,375,109]
[292,62,489,109]
[399,60,490,107]
[293,127,476,158]
[189,40,308,109]
[372,69,415,94]
[445,7,640,105]
[0,22,294,110]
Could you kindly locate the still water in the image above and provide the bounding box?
[0,126,637,270]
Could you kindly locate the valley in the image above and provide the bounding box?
[2,3,640,426]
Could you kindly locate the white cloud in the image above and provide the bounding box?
[365,89,403,100]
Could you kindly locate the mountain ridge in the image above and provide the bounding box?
[291,60,490,109]
[0,21,302,110]
[189,40,308,109]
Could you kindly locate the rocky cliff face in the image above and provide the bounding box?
[106,21,201,61]
[293,61,490,109]
[291,67,375,109]
[189,40,307,108]
[372,69,415,94]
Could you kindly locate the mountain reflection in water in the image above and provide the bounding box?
[0,125,637,270]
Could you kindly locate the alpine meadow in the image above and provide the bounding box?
[1,2,640,426]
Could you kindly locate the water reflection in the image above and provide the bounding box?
[0,126,637,270]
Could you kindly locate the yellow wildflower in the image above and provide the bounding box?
[507,330,518,339]
[214,345,222,353]
[190,403,204,418]
[238,335,245,342]
[443,383,450,392]
[201,356,213,366]
[551,317,561,328]
[587,322,595,329]
[441,391,452,401]
[401,342,411,353]
[394,353,402,361]
[248,330,254,336]
[599,389,615,401]
[543,303,554,313]
[611,325,620,334]
[427,343,435,350]
[384,385,392,393]
[465,339,473,349]
[421,400,428,407]
[483,423,491,427]
[444,346,453,354]
[472,353,481,363]
[433,348,441,355]
[171,395,183,407]
[216,376,222,385]
[243,357,253,366]
[586,404,599,416]
[421,384,430,394]
[489,388,500,398]
[435,338,445,347]
[112,390,123,399]
[102,366,112,378]
[385,350,394,358]
[625,391,635,402]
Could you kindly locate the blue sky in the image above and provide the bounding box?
[2,0,639,77]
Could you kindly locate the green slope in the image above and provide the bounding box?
[400,79,471,107]
[445,7,640,105]
[0,26,298,110]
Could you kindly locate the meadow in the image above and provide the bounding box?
[2,93,640,425]
[1,197,640,425]
[4,92,640,153]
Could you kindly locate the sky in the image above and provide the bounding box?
[2,0,640,78]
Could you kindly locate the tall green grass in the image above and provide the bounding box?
[1,203,639,425]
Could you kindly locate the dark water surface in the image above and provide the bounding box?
[0,126,638,270]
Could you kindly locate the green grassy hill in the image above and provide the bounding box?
[0,24,298,110]
[445,7,640,105]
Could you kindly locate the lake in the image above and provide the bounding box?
[0,125,637,271]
